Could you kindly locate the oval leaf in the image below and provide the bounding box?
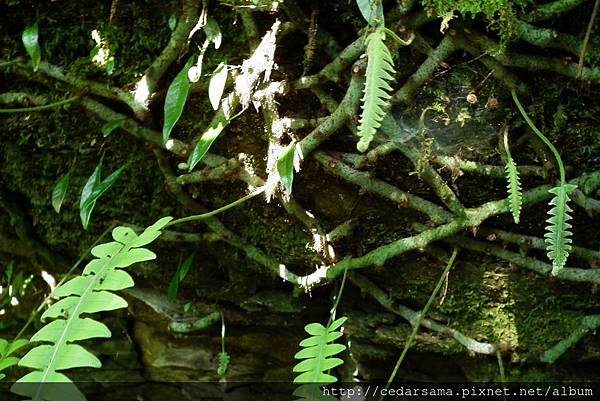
[80,161,126,229]
[168,253,195,302]
[356,0,384,26]
[188,116,230,171]
[168,14,177,31]
[209,61,228,111]
[277,142,296,195]
[22,23,41,71]
[101,118,126,137]
[163,56,194,143]
[51,170,71,213]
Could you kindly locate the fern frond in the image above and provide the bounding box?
[11,217,172,401]
[503,130,522,224]
[293,317,346,400]
[356,28,396,152]
[545,184,577,276]
[217,352,230,377]
[511,90,577,276]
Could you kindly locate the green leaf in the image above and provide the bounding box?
[293,317,347,385]
[188,116,231,171]
[0,338,26,380]
[204,17,222,49]
[217,352,230,376]
[209,61,228,111]
[168,13,177,31]
[80,160,126,229]
[51,170,71,214]
[511,91,575,277]
[163,56,194,143]
[277,142,296,195]
[101,118,126,137]
[11,218,171,401]
[168,253,195,302]
[546,184,577,275]
[0,339,8,357]
[89,45,100,60]
[22,23,41,72]
[503,130,522,224]
[12,371,85,401]
[356,0,384,26]
[357,27,396,152]
[106,56,115,75]
[6,339,29,356]
[0,356,20,372]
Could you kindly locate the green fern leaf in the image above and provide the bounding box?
[217,351,230,376]
[293,316,346,383]
[356,28,396,152]
[11,217,172,401]
[545,184,577,276]
[503,131,522,223]
[511,90,576,277]
[293,317,346,401]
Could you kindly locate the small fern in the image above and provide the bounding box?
[545,183,577,275]
[356,27,396,152]
[217,352,230,377]
[293,316,347,400]
[503,128,522,224]
[11,217,172,401]
[217,312,229,377]
[512,91,576,275]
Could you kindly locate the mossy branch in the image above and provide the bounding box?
[133,0,199,107]
[350,272,497,355]
[541,315,600,363]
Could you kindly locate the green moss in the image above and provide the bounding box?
[224,194,322,271]
[0,100,173,259]
[420,0,527,37]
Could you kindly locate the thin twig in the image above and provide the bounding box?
[577,0,600,79]
[0,96,78,113]
[166,186,266,227]
[379,248,458,401]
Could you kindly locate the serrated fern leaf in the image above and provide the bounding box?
[511,90,577,277]
[293,317,347,400]
[356,28,396,152]
[546,184,577,276]
[11,217,173,401]
[503,130,522,224]
[217,352,230,377]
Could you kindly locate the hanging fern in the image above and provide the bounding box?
[217,311,229,377]
[512,91,576,275]
[503,128,522,224]
[545,183,577,275]
[217,352,230,377]
[11,216,172,401]
[356,27,396,153]
[293,316,347,400]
